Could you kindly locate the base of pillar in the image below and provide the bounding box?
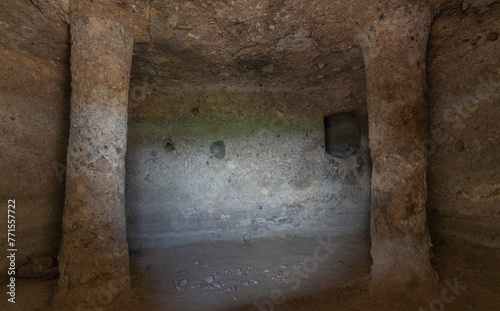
[369,269,438,294]
[51,275,133,311]
[368,235,438,299]
[368,276,439,309]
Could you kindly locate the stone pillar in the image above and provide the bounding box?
[357,2,437,293]
[53,14,133,310]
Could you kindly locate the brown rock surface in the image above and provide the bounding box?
[357,0,437,294]
[52,12,134,310]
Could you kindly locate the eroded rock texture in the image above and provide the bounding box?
[357,1,437,293]
[53,14,133,310]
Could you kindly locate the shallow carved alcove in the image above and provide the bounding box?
[324,113,361,158]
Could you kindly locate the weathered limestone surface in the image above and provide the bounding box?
[125,85,372,249]
[53,14,134,309]
[357,1,438,292]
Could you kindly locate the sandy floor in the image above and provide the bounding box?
[1,234,499,311]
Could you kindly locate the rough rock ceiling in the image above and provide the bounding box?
[1,0,498,88]
[136,0,373,87]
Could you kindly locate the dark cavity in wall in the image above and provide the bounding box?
[210,140,226,159]
[324,113,361,158]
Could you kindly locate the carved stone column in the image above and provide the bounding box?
[357,1,438,293]
[53,14,133,310]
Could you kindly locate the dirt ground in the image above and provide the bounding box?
[1,234,499,311]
